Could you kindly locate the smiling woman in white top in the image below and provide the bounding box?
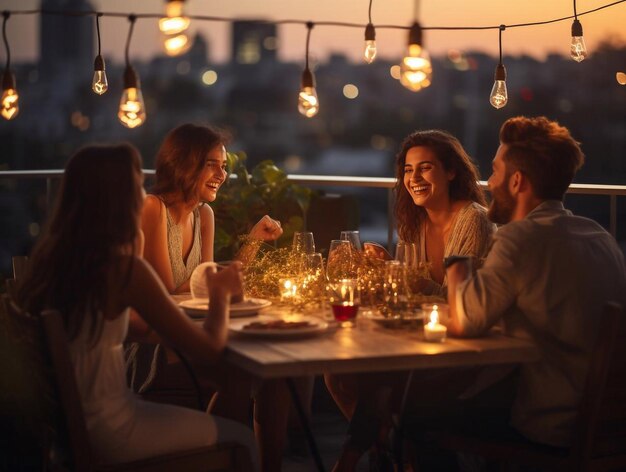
[141,123,282,294]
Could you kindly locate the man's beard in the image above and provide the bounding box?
[488,182,516,225]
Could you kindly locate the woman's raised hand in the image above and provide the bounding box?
[249,215,283,241]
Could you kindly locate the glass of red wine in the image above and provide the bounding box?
[329,278,360,328]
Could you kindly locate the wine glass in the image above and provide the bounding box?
[340,230,362,251]
[327,240,354,282]
[395,241,417,268]
[382,260,411,320]
[292,231,316,254]
[329,278,360,328]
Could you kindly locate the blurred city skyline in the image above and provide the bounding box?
[6,0,626,65]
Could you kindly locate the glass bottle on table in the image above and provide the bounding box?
[382,260,411,321]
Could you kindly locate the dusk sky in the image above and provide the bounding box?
[5,0,626,64]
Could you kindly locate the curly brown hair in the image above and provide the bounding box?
[152,123,228,205]
[499,116,584,200]
[394,130,486,243]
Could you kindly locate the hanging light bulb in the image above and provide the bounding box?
[1,12,18,120]
[91,14,108,95]
[1,70,19,120]
[298,68,318,118]
[298,22,318,118]
[118,15,145,128]
[489,25,508,109]
[163,33,190,56]
[363,23,377,64]
[617,72,626,85]
[92,55,108,95]
[490,64,508,109]
[118,66,146,128]
[400,22,432,92]
[159,0,190,35]
[570,19,587,62]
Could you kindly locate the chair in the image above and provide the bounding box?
[0,295,252,472]
[12,255,28,281]
[415,301,626,471]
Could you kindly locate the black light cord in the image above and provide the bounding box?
[95,12,102,56]
[2,11,10,71]
[498,24,505,65]
[124,14,136,67]
[413,0,420,22]
[5,0,625,32]
[368,0,373,24]
[305,21,313,70]
[574,0,579,20]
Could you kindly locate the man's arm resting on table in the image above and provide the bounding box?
[446,260,472,336]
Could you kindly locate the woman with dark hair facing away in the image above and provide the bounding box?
[328,130,496,471]
[16,144,258,468]
[141,123,282,294]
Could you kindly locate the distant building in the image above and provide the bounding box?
[231,20,278,65]
[40,0,94,77]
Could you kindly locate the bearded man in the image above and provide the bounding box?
[446,115,626,448]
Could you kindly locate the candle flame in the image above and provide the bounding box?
[429,305,439,325]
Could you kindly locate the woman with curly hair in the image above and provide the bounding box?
[394,129,495,295]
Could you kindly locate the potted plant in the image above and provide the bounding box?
[210,151,313,261]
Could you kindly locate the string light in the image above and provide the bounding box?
[571,0,588,62]
[617,72,626,85]
[298,22,319,118]
[1,11,18,120]
[400,0,432,92]
[160,0,191,56]
[363,0,377,64]
[490,25,508,109]
[159,0,190,35]
[92,13,108,95]
[118,15,146,129]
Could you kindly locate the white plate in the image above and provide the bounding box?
[229,314,329,338]
[179,298,272,318]
[361,309,423,327]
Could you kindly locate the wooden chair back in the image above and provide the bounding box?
[1,295,253,471]
[425,301,626,471]
[572,301,626,469]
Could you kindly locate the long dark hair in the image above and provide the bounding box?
[18,144,143,341]
[152,123,227,205]
[394,130,486,243]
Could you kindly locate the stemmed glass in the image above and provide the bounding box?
[395,241,417,268]
[293,231,316,255]
[326,240,354,282]
[340,230,362,251]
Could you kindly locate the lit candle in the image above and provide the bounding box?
[423,304,447,342]
[279,278,298,302]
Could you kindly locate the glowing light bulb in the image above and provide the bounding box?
[363,23,377,64]
[489,64,508,109]
[570,19,587,62]
[164,33,190,56]
[298,68,318,118]
[91,55,108,95]
[617,72,626,85]
[159,0,190,35]
[400,23,432,92]
[1,71,19,120]
[118,66,146,129]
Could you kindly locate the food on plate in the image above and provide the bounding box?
[243,319,315,330]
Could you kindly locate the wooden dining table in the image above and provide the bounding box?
[219,304,540,472]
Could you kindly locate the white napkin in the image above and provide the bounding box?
[190,262,217,299]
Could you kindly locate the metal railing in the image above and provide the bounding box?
[2,170,626,247]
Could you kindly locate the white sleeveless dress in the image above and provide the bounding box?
[69,310,258,468]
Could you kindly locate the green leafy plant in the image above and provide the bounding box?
[210,152,314,261]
